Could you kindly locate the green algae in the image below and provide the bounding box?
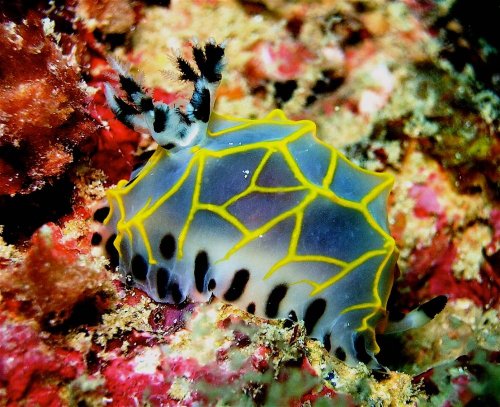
[367,61,499,192]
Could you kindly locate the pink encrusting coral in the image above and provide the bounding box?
[0,315,85,405]
[245,40,315,83]
[390,159,500,310]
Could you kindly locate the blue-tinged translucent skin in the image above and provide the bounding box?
[101,109,398,368]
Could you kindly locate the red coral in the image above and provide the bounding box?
[245,40,315,85]
[401,229,500,308]
[169,356,231,384]
[84,72,142,184]
[102,355,173,406]
[84,55,182,185]
[393,175,500,309]
[84,56,144,184]
[252,346,272,372]
[77,0,138,35]
[0,13,97,195]
[148,302,196,333]
[485,208,500,257]
[0,315,84,403]
[409,184,442,218]
[296,385,354,407]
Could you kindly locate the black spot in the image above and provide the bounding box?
[191,87,211,123]
[152,309,164,326]
[113,96,139,128]
[372,368,391,381]
[170,282,183,304]
[162,143,176,150]
[246,303,256,314]
[303,298,326,335]
[139,97,154,112]
[105,234,119,268]
[274,80,297,106]
[153,107,167,133]
[133,150,155,170]
[353,333,372,365]
[334,347,346,361]
[342,29,363,47]
[177,57,199,82]
[192,45,208,78]
[91,232,102,246]
[305,95,317,106]
[374,333,404,369]
[159,233,176,260]
[265,284,288,318]
[203,42,225,83]
[131,254,148,280]
[284,310,297,328]
[323,334,332,352]
[93,207,110,223]
[286,16,303,38]
[177,128,186,141]
[119,75,142,99]
[125,175,138,187]
[208,279,216,291]
[125,273,134,287]
[194,251,209,293]
[156,267,169,299]
[94,31,127,51]
[223,269,250,302]
[308,71,344,104]
[176,108,191,125]
[312,73,343,94]
[353,0,370,13]
[387,309,405,322]
[417,295,447,319]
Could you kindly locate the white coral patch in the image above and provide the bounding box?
[133,347,163,374]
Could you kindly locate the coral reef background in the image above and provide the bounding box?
[0,0,498,405]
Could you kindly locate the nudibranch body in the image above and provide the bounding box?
[96,41,399,367]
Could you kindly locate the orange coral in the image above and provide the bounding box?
[0,223,109,324]
[0,13,96,195]
[77,0,137,35]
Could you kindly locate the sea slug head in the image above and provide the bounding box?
[104,40,225,152]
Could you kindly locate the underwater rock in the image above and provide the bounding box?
[0,0,498,406]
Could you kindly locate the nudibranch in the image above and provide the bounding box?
[93,41,437,368]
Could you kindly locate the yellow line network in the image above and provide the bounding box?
[105,110,397,338]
